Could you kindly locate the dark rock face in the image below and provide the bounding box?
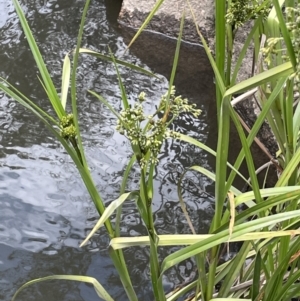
[118,0,215,44]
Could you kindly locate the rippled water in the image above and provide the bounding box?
[0,0,217,300]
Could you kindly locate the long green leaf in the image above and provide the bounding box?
[61,53,71,110]
[228,104,262,206]
[224,62,293,97]
[0,84,109,223]
[108,47,129,110]
[12,0,64,118]
[126,0,165,49]
[160,209,300,276]
[215,0,226,82]
[0,81,59,126]
[70,0,91,169]
[88,90,122,121]
[187,0,226,96]
[235,186,300,207]
[110,230,300,250]
[79,48,160,78]
[252,251,262,300]
[214,97,231,228]
[165,9,185,106]
[12,275,114,301]
[108,248,137,301]
[177,134,250,186]
[272,0,296,69]
[80,191,139,247]
[231,17,262,84]
[275,270,300,301]
[276,147,300,187]
[225,76,287,194]
[190,166,244,197]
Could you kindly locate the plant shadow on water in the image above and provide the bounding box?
[0,0,273,301]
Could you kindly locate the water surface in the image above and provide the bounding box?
[0,0,217,300]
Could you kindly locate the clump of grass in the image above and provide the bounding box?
[4,0,300,301]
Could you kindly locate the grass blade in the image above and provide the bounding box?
[231,17,262,84]
[190,166,243,197]
[0,81,59,126]
[187,0,226,96]
[88,90,122,121]
[272,0,297,69]
[251,251,262,300]
[61,53,71,110]
[224,62,293,97]
[110,230,300,250]
[79,48,160,78]
[225,76,287,194]
[108,47,129,109]
[12,0,64,118]
[177,134,250,186]
[12,275,114,301]
[165,9,185,106]
[160,209,300,276]
[80,191,139,247]
[126,0,165,49]
[276,147,300,187]
[70,0,92,169]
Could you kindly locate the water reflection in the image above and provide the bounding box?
[0,0,215,300]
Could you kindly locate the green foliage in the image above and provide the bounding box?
[4,0,300,301]
[226,0,271,28]
[115,86,200,167]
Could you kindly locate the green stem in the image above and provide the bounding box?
[109,249,139,301]
[226,24,234,87]
[215,0,226,124]
[69,1,138,300]
[140,170,165,301]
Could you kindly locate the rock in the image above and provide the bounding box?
[118,0,215,45]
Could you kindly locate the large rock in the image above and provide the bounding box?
[118,0,215,44]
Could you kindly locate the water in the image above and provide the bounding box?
[0,0,217,300]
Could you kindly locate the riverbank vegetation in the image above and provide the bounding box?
[2,0,300,300]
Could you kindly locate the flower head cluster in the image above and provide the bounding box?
[159,86,202,119]
[60,113,76,139]
[261,37,284,66]
[116,88,201,168]
[226,0,270,28]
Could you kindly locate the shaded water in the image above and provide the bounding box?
[0,0,218,300]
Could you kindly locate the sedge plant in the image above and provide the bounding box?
[4,0,300,301]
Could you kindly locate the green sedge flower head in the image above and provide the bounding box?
[138,91,146,102]
[60,114,76,139]
[226,0,270,28]
[116,88,201,168]
[61,124,76,139]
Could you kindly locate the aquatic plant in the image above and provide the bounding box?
[3,0,300,301]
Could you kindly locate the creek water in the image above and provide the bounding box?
[0,0,220,300]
